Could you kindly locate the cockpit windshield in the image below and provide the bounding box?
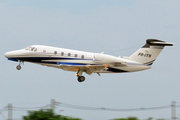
[25,46,37,52]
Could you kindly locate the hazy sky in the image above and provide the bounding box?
[1,0,180,120]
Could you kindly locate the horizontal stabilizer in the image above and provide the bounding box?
[150,41,174,46]
[143,39,174,48]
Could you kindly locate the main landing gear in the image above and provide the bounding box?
[76,70,85,82]
[77,76,85,82]
[16,60,23,70]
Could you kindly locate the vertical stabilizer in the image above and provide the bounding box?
[128,39,173,65]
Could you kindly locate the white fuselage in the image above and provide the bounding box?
[5,45,151,73]
[4,39,173,82]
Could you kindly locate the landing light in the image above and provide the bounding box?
[105,64,109,70]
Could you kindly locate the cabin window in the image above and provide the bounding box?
[31,47,35,51]
[81,55,84,59]
[68,53,71,56]
[61,52,64,56]
[34,48,37,52]
[54,51,57,55]
[74,54,78,58]
[25,47,37,52]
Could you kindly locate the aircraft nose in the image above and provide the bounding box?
[5,52,11,58]
[5,50,22,58]
[5,52,13,58]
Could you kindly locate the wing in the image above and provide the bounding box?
[58,64,107,75]
[37,61,127,75]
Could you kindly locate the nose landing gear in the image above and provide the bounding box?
[16,60,24,70]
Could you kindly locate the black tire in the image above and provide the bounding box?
[77,76,85,82]
[16,65,21,70]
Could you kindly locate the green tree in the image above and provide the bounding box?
[110,117,165,120]
[146,117,153,120]
[23,109,82,120]
[111,117,139,120]
[145,117,165,120]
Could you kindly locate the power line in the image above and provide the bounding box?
[13,105,50,110]
[0,106,7,113]
[0,112,6,120]
[12,105,51,112]
[1,100,180,120]
[2,101,180,112]
[176,105,180,108]
[0,106,8,120]
[56,102,171,112]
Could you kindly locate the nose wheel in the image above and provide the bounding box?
[16,65,21,70]
[77,76,85,82]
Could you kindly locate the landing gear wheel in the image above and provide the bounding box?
[16,65,21,70]
[78,76,85,82]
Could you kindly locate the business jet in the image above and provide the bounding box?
[5,39,173,82]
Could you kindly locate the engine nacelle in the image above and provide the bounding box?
[93,53,126,65]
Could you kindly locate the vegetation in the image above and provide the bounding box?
[23,109,166,120]
[111,117,139,120]
[23,109,82,120]
[110,117,165,120]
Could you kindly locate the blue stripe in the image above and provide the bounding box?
[8,58,18,62]
[12,57,93,61]
[147,63,153,65]
[38,61,87,65]
[58,62,87,65]
[40,61,58,65]
[34,61,88,66]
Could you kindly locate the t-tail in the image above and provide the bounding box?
[128,39,173,65]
